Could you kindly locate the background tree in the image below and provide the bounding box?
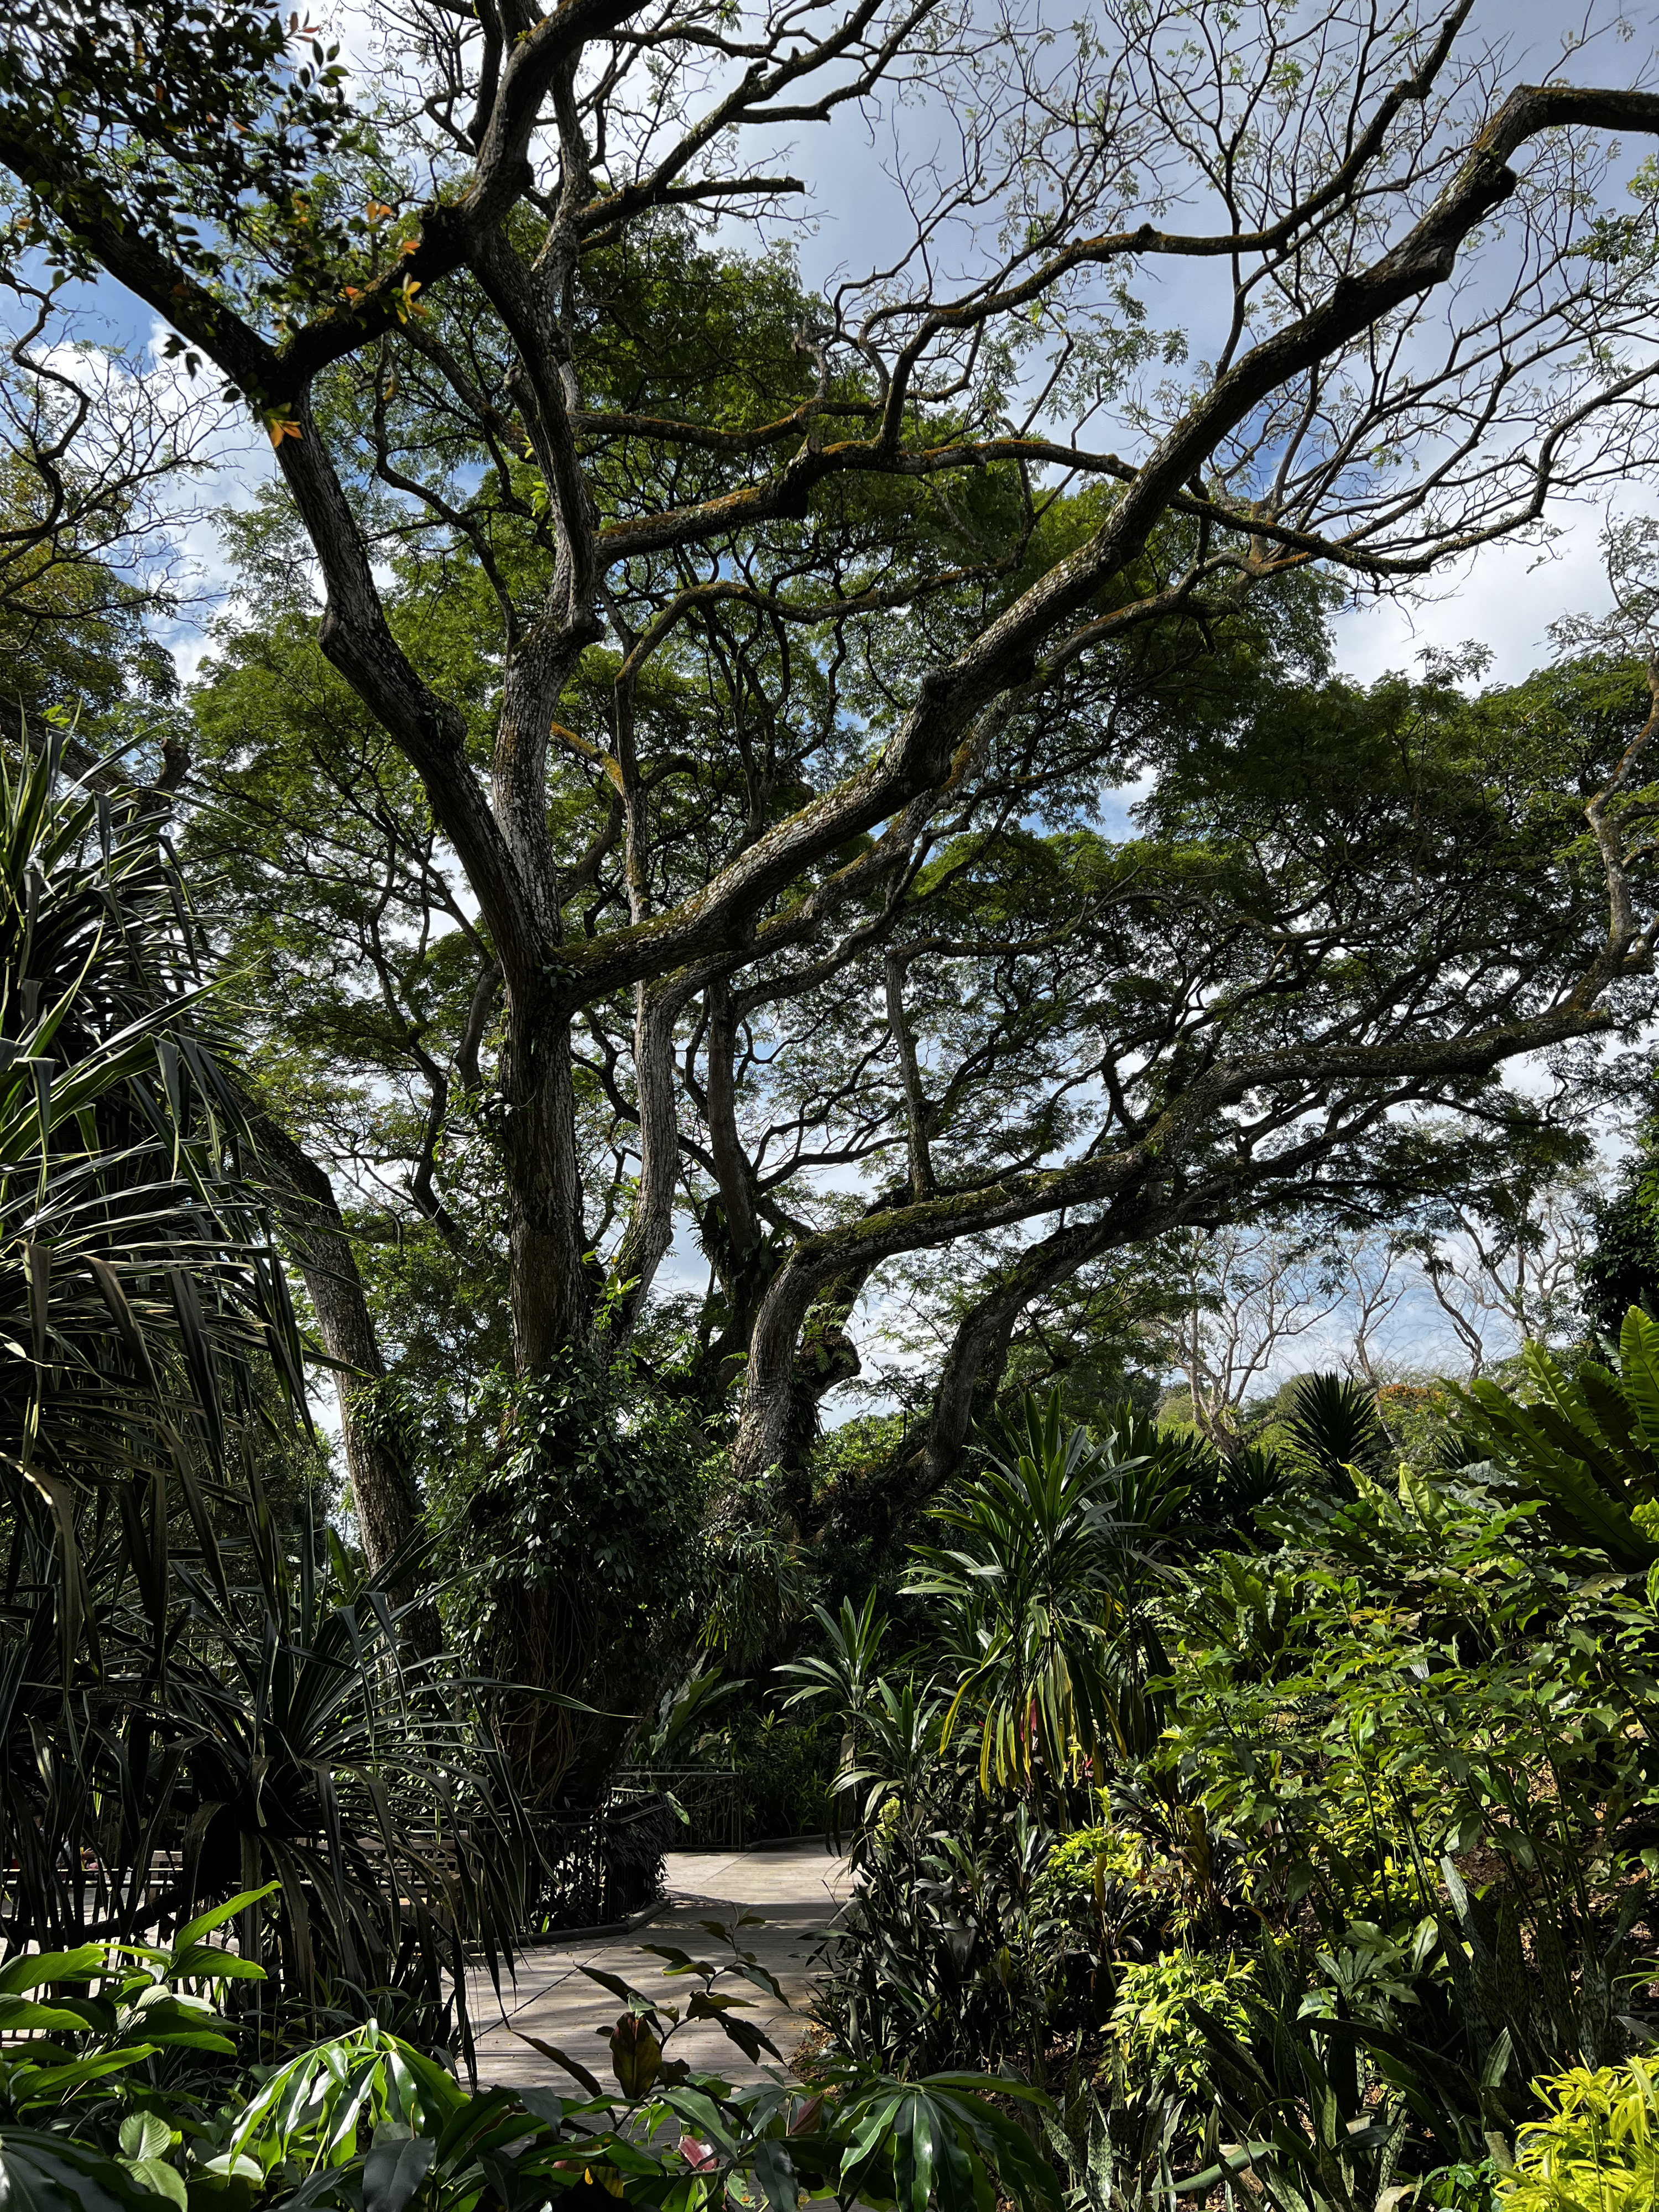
[1159,1227,1344,1454]
[1583,1112,1659,1343]
[1402,1167,1598,1379]
[0,197,220,754]
[14,0,1659,1785]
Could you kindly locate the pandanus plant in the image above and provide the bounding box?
[0,728,304,1658]
[0,732,531,2060]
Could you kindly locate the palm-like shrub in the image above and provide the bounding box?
[0,730,303,1646]
[905,1390,1184,1796]
[0,734,530,2054]
[1457,1308,1659,1568]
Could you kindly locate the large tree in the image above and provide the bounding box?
[11,0,1659,1772]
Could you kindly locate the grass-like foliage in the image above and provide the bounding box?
[0,733,531,2053]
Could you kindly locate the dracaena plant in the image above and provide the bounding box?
[904,1391,1183,1802]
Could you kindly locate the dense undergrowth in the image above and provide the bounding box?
[774,1340,1659,2212]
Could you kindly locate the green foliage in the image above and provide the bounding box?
[1455,1309,1659,1568]
[780,1591,890,1749]
[0,737,530,2046]
[1282,1373,1387,1488]
[0,732,306,1624]
[1155,1336,1659,2199]
[3,1,352,341]
[1035,1822,1146,1908]
[442,1339,713,1796]
[486,1346,708,1616]
[1093,1400,1292,1552]
[0,1908,1063,2212]
[1187,1934,1415,2212]
[796,1400,1249,2084]
[1582,1104,1659,1343]
[810,1362,1659,2206]
[0,1891,273,2211]
[905,1390,1181,1799]
[813,1784,1069,2080]
[1107,1951,1253,2099]
[726,1709,838,1839]
[3,1479,534,2051]
[0,483,180,735]
[1503,2059,1659,2212]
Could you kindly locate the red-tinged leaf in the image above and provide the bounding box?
[512,2031,605,2101]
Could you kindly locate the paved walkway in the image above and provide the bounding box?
[468,1843,852,2093]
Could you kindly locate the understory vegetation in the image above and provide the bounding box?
[775,1345,1659,2209]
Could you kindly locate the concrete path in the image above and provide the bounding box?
[468,1843,852,2094]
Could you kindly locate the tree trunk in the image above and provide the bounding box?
[249,1113,442,1657]
[500,980,591,1373]
[607,977,697,1334]
[908,1219,1121,1499]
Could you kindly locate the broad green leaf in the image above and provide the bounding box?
[0,1948,106,1997]
[363,2134,436,2212]
[169,1885,279,1955]
[124,2157,187,2209]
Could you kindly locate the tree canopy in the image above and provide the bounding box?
[8,0,1659,1768]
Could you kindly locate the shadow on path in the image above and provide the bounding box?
[468,1841,852,2090]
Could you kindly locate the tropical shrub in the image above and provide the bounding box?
[807,1361,1659,2203]
[1501,2059,1659,2212]
[1152,1330,1659,2203]
[904,1390,1185,1801]
[792,1412,1218,2086]
[812,1747,1066,2079]
[1457,1308,1659,1569]
[1107,1950,1254,2099]
[0,1886,278,2206]
[0,731,307,1532]
[726,1707,838,1839]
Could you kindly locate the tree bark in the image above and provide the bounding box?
[248,1112,442,1657]
[705,977,761,1264]
[885,949,936,1201]
[499,982,591,1373]
[909,1218,1123,1499]
[607,976,702,1334]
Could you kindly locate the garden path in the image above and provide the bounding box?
[468,1843,852,2093]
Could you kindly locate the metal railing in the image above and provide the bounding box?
[530,1787,681,1933]
[614,1768,745,1852]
